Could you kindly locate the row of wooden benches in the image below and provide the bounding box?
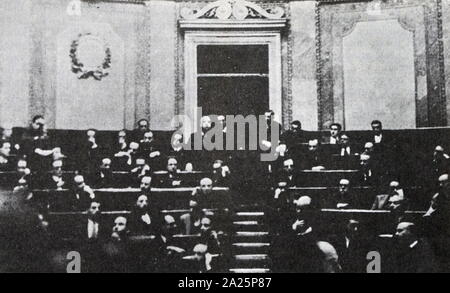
[1,169,388,188]
[31,186,430,212]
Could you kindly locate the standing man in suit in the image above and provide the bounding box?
[371,120,385,145]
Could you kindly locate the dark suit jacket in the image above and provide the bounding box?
[395,239,437,273]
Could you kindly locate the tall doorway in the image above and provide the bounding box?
[183,31,282,136]
[197,45,269,117]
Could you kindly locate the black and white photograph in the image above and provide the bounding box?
[0,0,450,275]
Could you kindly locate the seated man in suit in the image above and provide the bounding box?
[71,175,96,211]
[393,222,437,273]
[79,129,102,174]
[328,179,355,209]
[191,178,214,209]
[211,160,230,187]
[432,145,450,178]
[180,200,205,236]
[13,159,31,193]
[112,130,130,171]
[199,217,222,256]
[330,219,368,273]
[159,215,186,273]
[130,158,151,187]
[358,154,380,187]
[0,140,13,171]
[40,159,66,190]
[111,216,129,242]
[129,194,161,236]
[372,181,405,210]
[90,158,115,189]
[139,131,161,162]
[362,142,374,156]
[188,243,217,273]
[164,133,192,172]
[80,201,108,243]
[338,134,354,157]
[326,123,342,145]
[140,176,152,195]
[157,157,182,187]
[280,120,305,149]
[302,140,325,170]
[276,158,297,187]
[130,119,150,144]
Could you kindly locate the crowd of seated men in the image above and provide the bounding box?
[267,119,450,273]
[0,113,450,273]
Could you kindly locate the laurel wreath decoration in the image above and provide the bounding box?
[70,33,111,80]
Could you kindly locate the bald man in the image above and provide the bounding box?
[328,179,355,209]
[189,178,213,210]
[189,243,216,273]
[393,222,436,273]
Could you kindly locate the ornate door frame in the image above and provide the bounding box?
[179,0,287,137]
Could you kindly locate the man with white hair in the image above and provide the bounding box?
[363,142,374,156]
[90,157,115,188]
[130,158,151,187]
[80,129,101,174]
[328,179,354,209]
[190,243,215,273]
[72,175,96,211]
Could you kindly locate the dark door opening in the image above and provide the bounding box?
[197,45,269,117]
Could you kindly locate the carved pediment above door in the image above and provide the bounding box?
[179,0,287,30]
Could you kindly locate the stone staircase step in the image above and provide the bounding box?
[233,220,259,225]
[234,254,269,261]
[233,242,270,248]
[232,242,270,254]
[235,212,265,217]
[229,268,271,273]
